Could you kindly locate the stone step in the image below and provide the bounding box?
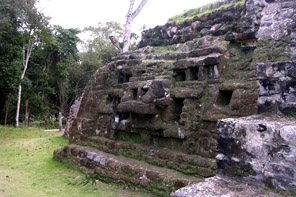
[115,59,143,67]
[188,47,222,58]
[143,47,222,61]
[54,144,202,195]
[76,136,216,177]
[111,53,144,61]
[145,52,188,61]
[172,175,280,197]
[173,53,221,70]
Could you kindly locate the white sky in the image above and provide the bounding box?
[37,0,216,42]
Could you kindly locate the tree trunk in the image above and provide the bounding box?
[57,80,66,114]
[16,40,34,128]
[58,112,62,131]
[4,94,12,127]
[25,99,29,127]
[111,0,148,53]
[122,18,133,53]
[15,84,22,128]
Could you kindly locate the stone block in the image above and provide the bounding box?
[257,61,296,114]
[217,115,296,190]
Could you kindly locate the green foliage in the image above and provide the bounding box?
[80,173,112,186]
[0,0,23,97]
[0,4,82,123]
[85,22,123,41]
[45,26,81,114]
[0,0,50,124]
[82,21,123,63]
[70,22,124,101]
[235,0,246,6]
[23,25,80,119]
[0,6,133,127]
[0,27,22,94]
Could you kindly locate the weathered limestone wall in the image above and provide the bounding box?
[215,0,296,192]
[255,0,296,115]
[257,61,296,114]
[56,0,295,195]
[139,0,245,48]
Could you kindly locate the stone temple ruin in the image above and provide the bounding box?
[54,0,296,195]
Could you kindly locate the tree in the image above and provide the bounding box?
[20,43,53,124]
[109,0,148,53]
[43,26,80,115]
[1,1,81,126]
[16,25,80,124]
[77,22,123,88]
[0,22,21,126]
[84,22,123,63]
[0,0,23,126]
[68,22,123,108]
[14,0,50,128]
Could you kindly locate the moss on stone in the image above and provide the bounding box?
[167,0,245,24]
[286,112,296,120]
[140,132,151,144]
[233,162,256,177]
[253,36,291,63]
[200,87,210,107]
[214,40,230,52]
[222,42,255,81]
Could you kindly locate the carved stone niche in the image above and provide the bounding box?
[216,90,234,107]
[174,69,186,81]
[118,69,132,83]
[205,64,220,79]
[173,66,200,81]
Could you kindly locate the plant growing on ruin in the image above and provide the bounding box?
[79,173,111,186]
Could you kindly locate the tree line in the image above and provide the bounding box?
[0,0,139,127]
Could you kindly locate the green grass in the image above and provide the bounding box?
[168,0,245,24]
[0,127,151,197]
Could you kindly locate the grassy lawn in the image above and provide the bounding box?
[0,126,151,197]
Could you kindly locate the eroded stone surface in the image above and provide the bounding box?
[257,0,295,41]
[64,92,84,138]
[217,115,296,190]
[257,61,296,115]
[139,0,245,48]
[172,176,282,197]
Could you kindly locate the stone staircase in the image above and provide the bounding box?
[54,145,201,196]
[55,40,258,195]
[75,136,216,176]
